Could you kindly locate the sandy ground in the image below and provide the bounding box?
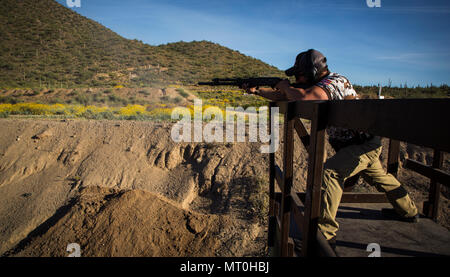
[0,118,448,257]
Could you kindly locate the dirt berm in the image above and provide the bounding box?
[0,119,448,256]
[5,186,226,257]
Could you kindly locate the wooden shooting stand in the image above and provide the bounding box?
[268,99,450,257]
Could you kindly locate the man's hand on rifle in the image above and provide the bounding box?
[242,79,289,95]
[274,79,291,91]
[241,83,260,95]
[241,81,292,102]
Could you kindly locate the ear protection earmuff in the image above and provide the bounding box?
[298,49,316,83]
[301,49,327,83]
[286,49,327,83]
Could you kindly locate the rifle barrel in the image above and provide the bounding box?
[198,77,284,87]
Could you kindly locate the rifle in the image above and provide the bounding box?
[198,77,308,89]
[198,77,284,88]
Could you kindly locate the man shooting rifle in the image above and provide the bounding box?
[243,49,419,250]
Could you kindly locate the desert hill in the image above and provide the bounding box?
[0,0,284,88]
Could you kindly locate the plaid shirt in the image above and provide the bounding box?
[316,73,365,146]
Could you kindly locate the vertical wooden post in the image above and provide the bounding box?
[302,102,327,257]
[287,238,295,257]
[268,102,276,249]
[280,102,295,257]
[424,149,443,221]
[387,139,400,177]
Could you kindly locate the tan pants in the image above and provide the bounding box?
[318,136,418,240]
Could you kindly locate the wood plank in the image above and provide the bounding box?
[273,101,288,115]
[340,193,389,203]
[289,99,450,152]
[288,237,295,257]
[276,214,282,233]
[274,191,281,217]
[274,201,280,218]
[273,214,282,256]
[387,139,400,177]
[296,192,389,203]
[268,216,276,248]
[294,117,310,149]
[293,100,319,120]
[302,102,328,257]
[404,158,450,187]
[324,99,450,153]
[424,150,444,221]
[291,191,305,235]
[268,102,276,248]
[335,203,450,257]
[274,165,284,192]
[280,106,295,257]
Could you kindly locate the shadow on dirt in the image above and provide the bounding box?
[2,197,78,257]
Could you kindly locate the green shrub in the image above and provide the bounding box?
[172,96,183,104]
[248,177,269,222]
[0,96,20,104]
[176,88,189,98]
[49,98,64,104]
[138,90,150,96]
[108,94,128,106]
[74,92,92,106]
[82,109,115,120]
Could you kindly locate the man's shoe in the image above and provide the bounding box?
[381,208,419,223]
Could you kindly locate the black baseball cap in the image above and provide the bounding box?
[285,49,327,77]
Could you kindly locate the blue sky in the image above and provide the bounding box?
[58,0,450,86]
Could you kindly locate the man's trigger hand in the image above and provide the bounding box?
[242,83,258,94]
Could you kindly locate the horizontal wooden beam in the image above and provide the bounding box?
[404,159,450,187]
[277,99,450,152]
[340,193,389,203]
[274,101,319,120]
[274,192,388,218]
[296,192,388,203]
[293,100,318,120]
[325,99,450,153]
